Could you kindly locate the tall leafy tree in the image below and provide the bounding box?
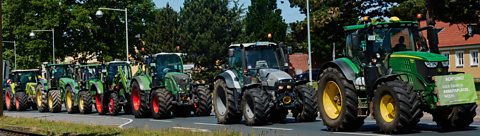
[179,0,243,81]
[144,4,179,54]
[244,0,287,41]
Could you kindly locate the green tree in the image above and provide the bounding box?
[144,4,179,54]
[244,0,287,41]
[179,0,244,81]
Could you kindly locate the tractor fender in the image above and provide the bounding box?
[373,74,405,91]
[215,70,241,89]
[244,83,261,90]
[90,81,104,95]
[133,76,152,91]
[320,59,360,82]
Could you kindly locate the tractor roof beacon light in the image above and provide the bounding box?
[362,16,369,22]
[267,33,273,41]
[416,14,423,20]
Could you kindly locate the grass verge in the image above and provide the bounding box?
[0,116,240,136]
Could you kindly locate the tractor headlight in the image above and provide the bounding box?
[286,85,292,90]
[278,85,284,90]
[424,62,438,68]
[441,61,449,67]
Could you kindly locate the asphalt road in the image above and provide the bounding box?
[4,109,480,136]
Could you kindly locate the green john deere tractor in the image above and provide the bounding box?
[73,64,103,114]
[96,61,132,115]
[4,69,39,111]
[36,63,80,113]
[213,42,317,126]
[131,53,211,119]
[318,17,478,133]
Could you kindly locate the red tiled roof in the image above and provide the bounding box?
[420,21,480,47]
[289,54,308,73]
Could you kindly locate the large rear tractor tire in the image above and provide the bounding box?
[131,81,149,118]
[213,79,242,124]
[151,88,173,119]
[95,92,108,115]
[65,86,79,114]
[48,90,62,113]
[36,86,48,112]
[79,91,92,114]
[318,67,365,131]
[293,84,318,122]
[194,85,212,116]
[15,92,28,111]
[108,92,121,116]
[373,80,423,133]
[5,90,15,111]
[433,104,477,129]
[242,87,271,126]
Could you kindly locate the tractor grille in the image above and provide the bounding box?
[172,74,189,89]
[415,61,448,83]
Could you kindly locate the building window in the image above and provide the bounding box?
[455,51,464,67]
[470,50,479,66]
[441,52,449,66]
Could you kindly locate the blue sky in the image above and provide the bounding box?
[153,0,305,23]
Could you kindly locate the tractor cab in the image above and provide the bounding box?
[8,69,39,91]
[45,64,74,89]
[104,61,132,84]
[75,64,102,90]
[151,53,184,78]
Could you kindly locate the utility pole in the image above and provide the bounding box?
[1,0,4,116]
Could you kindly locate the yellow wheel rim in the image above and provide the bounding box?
[48,95,53,109]
[66,92,73,109]
[379,94,396,123]
[322,81,342,119]
[79,95,84,112]
[36,91,42,107]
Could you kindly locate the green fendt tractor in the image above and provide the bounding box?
[96,61,132,115]
[73,64,103,114]
[131,53,211,119]
[318,17,478,133]
[4,69,39,111]
[213,42,317,126]
[36,63,80,113]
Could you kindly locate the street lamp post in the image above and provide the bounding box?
[306,0,313,85]
[30,29,55,64]
[2,41,16,69]
[96,7,129,62]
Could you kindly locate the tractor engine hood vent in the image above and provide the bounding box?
[258,69,293,87]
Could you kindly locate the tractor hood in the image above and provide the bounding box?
[390,51,448,62]
[258,69,293,87]
[166,72,190,92]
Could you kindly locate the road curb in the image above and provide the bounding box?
[0,125,43,136]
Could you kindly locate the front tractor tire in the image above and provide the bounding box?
[95,92,108,115]
[318,67,364,131]
[373,80,423,133]
[433,104,477,129]
[108,92,121,116]
[293,85,318,122]
[213,79,242,124]
[65,86,79,114]
[151,88,173,119]
[36,86,48,112]
[194,85,212,116]
[242,87,271,126]
[15,92,28,111]
[48,90,62,113]
[5,90,15,111]
[131,81,149,118]
[79,91,92,114]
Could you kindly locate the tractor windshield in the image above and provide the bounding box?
[156,54,183,76]
[50,65,73,79]
[12,71,37,83]
[107,63,132,81]
[371,27,415,53]
[80,66,100,80]
[245,46,282,70]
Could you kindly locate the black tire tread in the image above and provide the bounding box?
[132,81,149,118]
[79,91,92,114]
[15,92,28,111]
[195,85,212,116]
[109,92,121,116]
[213,79,242,124]
[36,86,48,112]
[152,88,173,119]
[295,85,318,122]
[242,87,271,126]
[49,90,62,113]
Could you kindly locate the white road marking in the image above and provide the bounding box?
[252,126,293,131]
[194,122,224,126]
[333,132,390,136]
[118,118,133,128]
[149,119,173,123]
[172,127,211,132]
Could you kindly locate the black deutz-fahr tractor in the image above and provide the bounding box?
[212,42,317,126]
